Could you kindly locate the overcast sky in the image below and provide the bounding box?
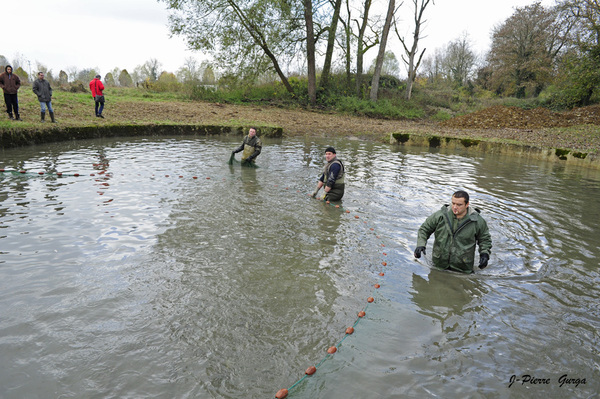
[2,0,555,78]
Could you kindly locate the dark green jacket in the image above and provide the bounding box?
[417,205,492,273]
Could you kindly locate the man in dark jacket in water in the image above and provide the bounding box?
[414,190,492,273]
[311,146,345,201]
[232,127,262,164]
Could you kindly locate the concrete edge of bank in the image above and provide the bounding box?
[0,124,284,149]
[390,132,600,170]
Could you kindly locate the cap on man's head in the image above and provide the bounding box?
[95,75,101,78]
[325,146,336,154]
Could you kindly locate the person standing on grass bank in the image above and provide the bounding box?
[231,127,262,164]
[0,65,22,121]
[32,72,56,123]
[89,74,105,118]
[311,146,345,201]
[414,190,492,274]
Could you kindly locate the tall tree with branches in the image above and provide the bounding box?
[369,0,398,101]
[553,0,600,105]
[486,2,568,98]
[395,0,432,100]
[162,0,303,95]
[355,0,378,96]
[320,0,344,91]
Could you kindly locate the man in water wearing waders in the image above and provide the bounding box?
[311,146,345,201]
[414,190,492,273]
[231,127,262,165]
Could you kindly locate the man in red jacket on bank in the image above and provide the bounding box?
[89,74,105,118]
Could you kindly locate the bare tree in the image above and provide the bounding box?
[369,0,398,101]
[421,47,444,83]
[320,0,344,90]
[444,32,477,86]
[368,50,401,76]
[66,66,79,83]
[396,0,433,100]
[303,0,317,105]
[355,0,377,96]
[142,58,162,82]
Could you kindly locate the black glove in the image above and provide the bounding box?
[231,151,235,155]
[479,253,489,269]
[414,246,426,258]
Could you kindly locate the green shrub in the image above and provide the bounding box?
[430,110,452,121]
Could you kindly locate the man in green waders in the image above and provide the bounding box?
[414,190,492,274]
[311,146,345,201]
[231,127,262,165]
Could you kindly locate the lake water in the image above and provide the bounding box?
[1,136,599,399]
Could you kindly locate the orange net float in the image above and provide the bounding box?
[327,346,337,354]
[345,327,354,335]
[326,201,330,204]
[179,175,183,178]
[354,215,359,219]
[193,176,198,179]
[383,252,387,256]
[0,169,4,172]
[38,172,44,175]
[275,388,288,398]
[20,170,26,173]
[367,297,374,303]
[382,262,387,266]
[335,205,340,208]
[206,177,211,179]
[379,272,385,276]
[57,172,63,176]
[346,210,350,213]
[370,228,374,231]
[165,175,169,177]
[358,311,366,318]
[374,284,381,289]
[74,173,80,177]
[305,366,317,375]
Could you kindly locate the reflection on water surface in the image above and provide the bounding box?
[1,136,599,398]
